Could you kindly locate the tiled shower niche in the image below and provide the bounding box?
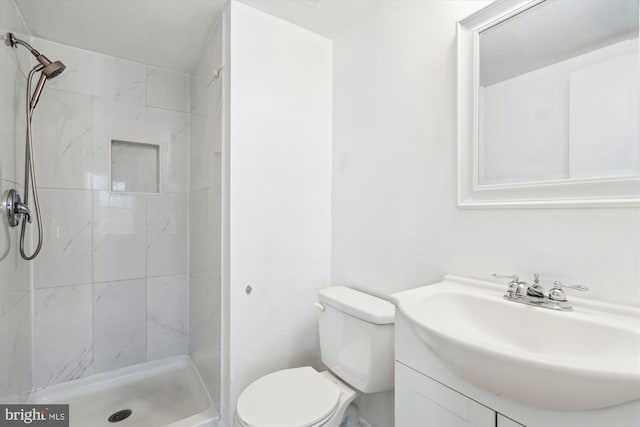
[111,139,160,193]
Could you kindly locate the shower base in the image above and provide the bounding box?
[29,355,218,427]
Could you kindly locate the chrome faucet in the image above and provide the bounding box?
[492,273,589,311]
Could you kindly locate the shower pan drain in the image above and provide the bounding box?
[108,409,132,423]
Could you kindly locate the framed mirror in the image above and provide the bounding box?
[458,0,640,208]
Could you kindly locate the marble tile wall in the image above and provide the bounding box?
[28,37,191,388]
[0,0,32,403]
[189,18,223,407]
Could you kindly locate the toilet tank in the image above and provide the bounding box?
[317,286,395,393]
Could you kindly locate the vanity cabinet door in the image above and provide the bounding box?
[396,362,495,427]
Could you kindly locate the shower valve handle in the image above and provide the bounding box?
[5,189,32,226]
[16,202,32,223]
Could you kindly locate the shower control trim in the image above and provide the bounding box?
[5,189,32,227]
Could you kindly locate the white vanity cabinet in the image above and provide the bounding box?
[394,310,640,427]
[396,362,495,427]
[396,362,525,427]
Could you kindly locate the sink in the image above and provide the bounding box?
[392,275,640,410]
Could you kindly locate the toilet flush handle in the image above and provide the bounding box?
[314,302,325,312]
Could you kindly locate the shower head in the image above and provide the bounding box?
[38,56,66,79]
[29,59,66,109]
[29,57,67,109]
[4,32,66,79]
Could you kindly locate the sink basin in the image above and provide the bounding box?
[392,275,640,410]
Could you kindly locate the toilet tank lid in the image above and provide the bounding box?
[318,286,395,324]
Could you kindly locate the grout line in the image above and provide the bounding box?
[186,72,192,352]
[145,274,148,362]
[10,0,33,38]
[144,192,149,362]
[144,66,149,109]
[89,274,94,377]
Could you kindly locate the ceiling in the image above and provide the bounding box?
[14,0,228,73]
[13,0,380,74]
[239,0,380,39]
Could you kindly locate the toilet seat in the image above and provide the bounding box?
[236,367,342,427]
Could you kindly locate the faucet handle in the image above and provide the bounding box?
[552,281,589,292]
[15,201,32,223]
[492,273,519,281]
[549,281,589,302]
[493,273,523,297]
[527,273,545,298]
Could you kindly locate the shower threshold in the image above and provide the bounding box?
[29,355,218,427]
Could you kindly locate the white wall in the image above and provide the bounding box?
[332,1,640,425]
[228,0,332,418]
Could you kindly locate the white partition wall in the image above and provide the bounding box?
[227,0,332,418]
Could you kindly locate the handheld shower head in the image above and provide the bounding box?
[4,32,66,79]
[29,59,66,109]
[39,57,66,79]
[30,58,65,109]
[30,73,47,109]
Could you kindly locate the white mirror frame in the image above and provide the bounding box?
[457,0,640,209]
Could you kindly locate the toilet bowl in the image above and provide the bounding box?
[235,286,395,427]
[235,368,358,427]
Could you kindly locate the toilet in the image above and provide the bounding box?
[235,286,395,427]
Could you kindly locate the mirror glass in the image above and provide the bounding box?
[478,0,639,186]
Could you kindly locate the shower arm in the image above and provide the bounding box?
[4,32,40,56]
[4,32,59,71]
